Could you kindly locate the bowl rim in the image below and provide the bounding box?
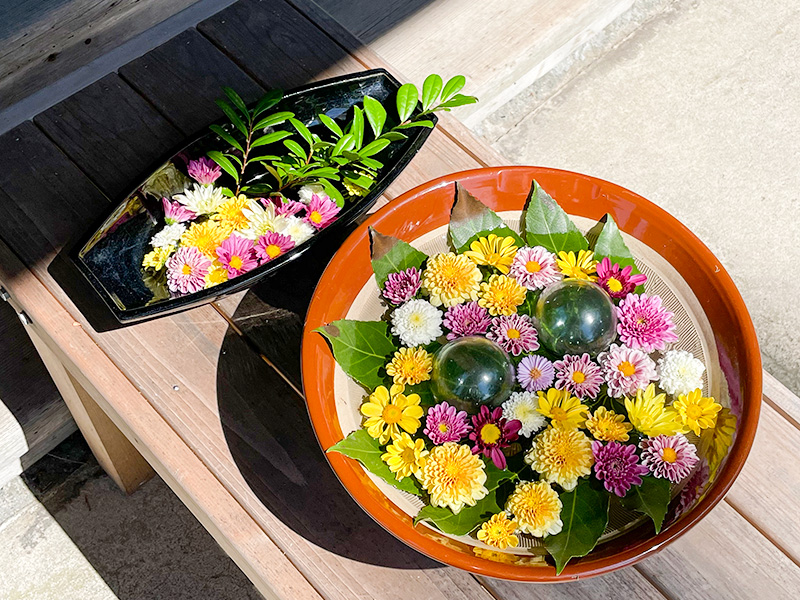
[301,166,762,580]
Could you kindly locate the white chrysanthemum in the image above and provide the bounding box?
[657,350,705,397]
[173,183,226,215]
[391,299,443,347]
[297,183,326,204]
[277,215,315,245]
[502,391,546,437]
[150,223,186,248]
[239,200,281,239]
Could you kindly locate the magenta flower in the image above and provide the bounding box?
[597,343,657,398]
[187,157,222,185]
[423,402,471,444]
[216,234,258,277]
[273,198,306,217]
[162,197,196,225]
[553,354,604,399]
[304,193,340,229]
[517,355,555,392]
[596,257,647,299]
[508,246,560,290]
[166,246,211,294]
[676,459,710,517]
[617,293,678,352]
[254,231,295,263]
[591,441,649,497]
[469,406,521,469]
[442,301,491,340]
[382,267,422,305]
[486,313,539,356]
[640,434,699,483]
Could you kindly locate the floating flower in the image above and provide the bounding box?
[526,427,594,491]
[585,407,632,442]
[297,183,325,204]
[212,194,250,233]
[360,383,423,444]
[420,442,488,513]
[676,460,710,518]
[657,350,706,397]
[616,293,678,352]
[596,257,646,299]
[277,215,315,245]
[699,406,736,473]
[597,343,657,398]
[421,252,482,307]
[173,183,227,215]
[304,193,340,229]
[187,156,221,185]
[166,246,212,294]
[478,274,527,316]
[162,197,196,224]
[624,383,682,437]
[556,249,598,281]
[553,353,604,399]
[536,388,589,429]
[423,402,471,444]
[673,389,722,436]
[640,434,699,482]
[385,346,432,386]
[180,221,227,258]
[486,313,539,356]
[254,231,295,263]
[502,391,546,438]
[463,234,518,274]
[469,405,521,469]
[150,222,186,248]
[591,441,648,497]
[239,199,281,239]
[477,513,519,549]
[508,246,560,290]
[273,198,305,217]
[382,267,422,305]
[517,355,555,392]
[381,432,429,481]
[442,301,491,340]
[142,245,174,270]
[205,262,229,287]
[391,299,443,346]
[215,234,258,278]
[505,481,563,537]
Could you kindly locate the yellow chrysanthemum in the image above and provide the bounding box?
[360,384,423,444]
[477,513,519,549]
[585,406,633,442]
[699,406,736,473]
[463,234,518,274]
[478,274,527,316]
[505,481,563,537]
[180,220,227,258]
[472,546,519,564]
[525,428,594,491]
[556,249,598,281]
[142,245,173,270]
[421,252,482,307]
[205,262,229,287]
[381,433,429,480]
[212,194,250,233]
[624,384,683,436]
[385,347,433,386]
[420,442,488,513]
[536,388,588,430]
[673,389,722,436]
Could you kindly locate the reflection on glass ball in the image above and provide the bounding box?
[534,279,617,356]
[431,336,515,414]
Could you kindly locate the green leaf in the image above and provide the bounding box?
[483,462,516,492]
[586,214,642,279]
[302,167,339,179]
[327,430,421,495]
[359,138,391,157]
[395,120,435,129]
[332,133,354,156]
[216,99,248,136]
[290,118,313,147]
[316,320,397,389]
[251,130,292,149]
[222,86,249,121]
[207,150,239,183]
[544,479,609,575]
[318,178,344,207]
[448,182,524,252]
[254,111,294,130]
[435,94,478,110]
[350,106,365,149]
[369,228,428,287]
[441,75,466,102]
[318,113,343,137]
[522,180,588,254]
[396,83,419,123]
[362,95,386,137]
[421,74,443,110]
[209,124,244,153]
[379,131,407,142]
[516,290,541,318]
[360,157,384,170]
[620,476,671,534]
[283,139,306,159]
[252,89,283,117]
[404,382,435,407]
[414,492,500,535]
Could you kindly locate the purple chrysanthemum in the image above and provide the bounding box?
[597,343,657,398]
[517,355,555,392]
[486,313,539,356]
[162,197,196,225]
[596,257,647,299]
[640,434,699,483]
[591,441,649,497]
[676,459,710,517]
[304,193,340,229]
[187,157,222,185]
[166,246,211,295]
[617,293,678,352]
[274,198,306,217]
[469,405,521,469]
[215,234,258,277]
[442,301,491,340]
[508,246,561,290]
[423,401,471,445]
[382,267,422,305]
[553,353,604,399]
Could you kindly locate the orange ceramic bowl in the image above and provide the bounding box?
[301,167,761,580]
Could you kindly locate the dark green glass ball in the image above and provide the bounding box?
[534,280,617,356]
[431,336,515,414]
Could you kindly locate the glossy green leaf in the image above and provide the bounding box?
[523,180,588,254]
[435,93,478,110]
[421,74,443,110]
[362,95,386,137]
[206,151,239,183]
[369,228,428,287]
[414,492,500,535]
[288,118,313,147]
[250,154,281,163]
[251,130,292,149]
[318,113,343,137]
[318,178,345,208]
[351,106,365,149]
[254,111,294,130]
[332,133,354,156]
[216,99,248,136]
[302,167,339,179]
[586,214,642,284]
[620,476,671,534]
[396,83,419,123]
[448,182,524,252]
[222,86,249,121]
[441,75,466,102]
[209,124,244,153]
[359,138,391,157]
[483,462,517,492]
[223,153,242,168]
[316,320,397,389]
[379,131,407,142]
[252,89,283,117]
[360,157,384,170]
[394,120,435,129]
[283,139,306,159]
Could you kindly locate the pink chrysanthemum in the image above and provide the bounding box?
[591,441,648,497]
[254,232,295,263]
[508,246,561,290]
[486,313,539,356]
[166,246,211,294]
[382,267,422,305]
[187,157,222,185]
[424,402,471,444]
[517,355,555,392]
[597,343,657,398]
[469,406,521,469]
[676,459,710,517]
[640,434,699,483]
[304,193,340,229]
[442,301,491,340]
[162,197,196,225]
[271,197,306,217]
[216,234,258,277]
[616,293,679,352]
[553,354,604,399]
[596,257,647,299]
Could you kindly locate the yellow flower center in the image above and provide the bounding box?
[382,404,403,424]
[438,422,450,434]
[181,264,193,275]
[571,371,586,383]
[686,404,703,420]
[229,255,243,270]
[401,447,417,463]
[661,447,678,463]
[550,406,567,422]
[607,277,623,292]
[266,244,282,259]
[525,260,541,273]
[480,423,502,444]
[529,367,542,380]
[636,317,647,326]
[409,313,423,326]
[506,328,521,339]
[618,361,637,377]
[309,210,323,224]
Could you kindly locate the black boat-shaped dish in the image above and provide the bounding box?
[67,69,435,325]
